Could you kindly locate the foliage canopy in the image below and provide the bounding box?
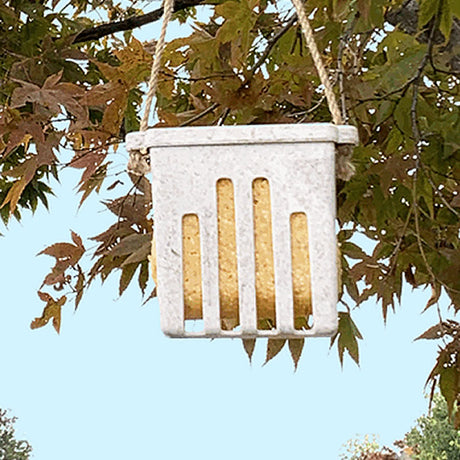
[0,0,459,413]
[403,393,460,460]
[0,409,32,460]
[342,394,460,459]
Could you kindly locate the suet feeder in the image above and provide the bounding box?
[126,123,358,338]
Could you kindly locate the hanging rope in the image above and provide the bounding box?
[128,0,350,175]
[291,0,355,179]
[290,0,343,125]
[140,0,175,131]
[127,0,175,175]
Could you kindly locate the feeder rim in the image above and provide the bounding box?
[126,123,358,150]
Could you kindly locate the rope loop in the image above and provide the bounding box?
[128,0,347,174]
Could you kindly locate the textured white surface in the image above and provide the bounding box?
[126,123,359,338]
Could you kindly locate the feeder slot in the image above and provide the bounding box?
[290,212,313,330]
[182,214,202,319]
[253,178,277,331]
[216,179,240,330]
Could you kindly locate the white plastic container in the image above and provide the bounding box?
[126,123,358,338]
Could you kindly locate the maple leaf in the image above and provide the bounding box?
[39,231,85,288]
[31,292,67,333]
[427,339,460,423]
[103,194,152,230]
[138,260,149,295]
[263,339,286,365]
[422,284,442,312]
[415,320,460,341]
[87,38,151,136]
[91,221,134,256]
[113,37,153,87]
[288,338,305,371]
[119,263,138,296]
[11,71,87,123]
[75,265,85,310]
[77,163,108,205]
[67,132,112,205]
[440,366,460,417]
[0,113,45,159]
[242,338,256,363]
[110,232,151,261]
[330,312,363,367]
[70,149,106,182]
[0,158,38,214]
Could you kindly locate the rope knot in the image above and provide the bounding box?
[127,148,150,176]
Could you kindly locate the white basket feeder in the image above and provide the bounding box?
[126,123,358,338]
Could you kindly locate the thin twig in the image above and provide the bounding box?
[161,70,236,82]
[354,78,415,106]
[337,13,359,123]
[286,95,326,119]
[243,14,297,85]
[217,108,230,126]
[179,102,219,126]
[297,95,327,123]
[384,206,413,280]
[419,159,460,218]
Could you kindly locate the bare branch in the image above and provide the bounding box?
[73,0,209,44]
[179,102,219,126]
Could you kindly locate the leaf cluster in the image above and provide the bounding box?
[402,393,460,459]
[0,409,32,460]
[344,394,460,459]
[340,434,399,460]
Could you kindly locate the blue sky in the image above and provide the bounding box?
[0,9,454,460]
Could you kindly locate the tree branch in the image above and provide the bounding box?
[73,0,208,44]
[179,102,219,126]
[385,0,460,71]
[243,13,297,84]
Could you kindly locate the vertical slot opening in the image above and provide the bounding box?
[290,212,313,330]
[182,214,204,332]
[253,178,276,330]
[216,178,240,331]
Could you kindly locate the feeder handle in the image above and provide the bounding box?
[140,0,343,131]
